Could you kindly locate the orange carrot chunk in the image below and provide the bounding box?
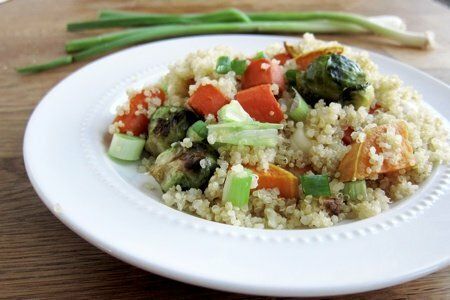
[241,58,285,92]
[339,122,415,182]
[273,53,291,65]
[113,88,165,136]
[295,46,344,71]
[235,84,284,123]
[247,164,299,199]
[188,84,230,117]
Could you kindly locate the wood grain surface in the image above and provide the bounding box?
[1,0,449,298]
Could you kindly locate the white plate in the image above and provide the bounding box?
[24,35,450,297]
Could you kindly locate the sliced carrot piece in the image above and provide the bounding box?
[235,84,284,123]
[188,84,230,117]
[247,164,299,199]
[241,58,285,92]
[273,53,291,65]
[339,122,415,182]
[113,88,165,136]
[295,46,344,70]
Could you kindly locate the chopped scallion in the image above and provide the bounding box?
[108,133,146,161]
[230,59,248,75]
[215,56,231,74]
[223,168,254,207]
[343,180,367,201]
[187,120,208,142]
[217,100,253,123]
[253,51,266,59]
[300,174,331,197]
[288,88,310,122]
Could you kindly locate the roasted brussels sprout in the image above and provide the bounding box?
[145,106,198,156]
[298,54,374,109]
[150,142,218,192]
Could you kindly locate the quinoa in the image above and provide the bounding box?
[130,34,450,229]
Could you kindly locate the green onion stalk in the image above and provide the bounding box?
[68,8,251,31]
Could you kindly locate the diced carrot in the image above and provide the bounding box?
[113,88,165,136]
[339,122,415,182]
[247,164,299,199]
[241,58,285,92]
[235,84,284,123]
[295,46,344,70]
[342,126,354,146]
[273,53,291,65]
[188,84,230,116]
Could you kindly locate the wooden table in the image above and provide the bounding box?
[1,0,449,298]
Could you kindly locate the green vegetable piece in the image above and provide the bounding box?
[150,142,218,192]
[230,59,248,75]
[187,120,208,142]
[108,133,145,161]
[223,168,254,207]
[288,88,310,122]
[217,100,253,123]
[207,122,283,147]
[343,180,367,202]
[253,51,266,59]
[347,84,375,109]
[299,54,373,108]
[145,106,198,156]
[17,55,73,74]
[300,174,331,197]
[285,69,299,86]
[215,56,231,74]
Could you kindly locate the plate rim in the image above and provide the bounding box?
[23,34,450,296]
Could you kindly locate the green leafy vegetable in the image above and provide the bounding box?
[145,106,198,156]
[299,54,374,108]
[150,142,218,192]
[285,69,299,86]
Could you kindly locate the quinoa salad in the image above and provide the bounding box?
[107,34,449,229]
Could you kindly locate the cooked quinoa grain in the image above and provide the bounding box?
[113,34,449,229]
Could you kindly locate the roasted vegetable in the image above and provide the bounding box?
[246,164,299,199]
[145,106,198,156]
[149,142,218,192]
[299,54,374,109]
[338,122,415,182]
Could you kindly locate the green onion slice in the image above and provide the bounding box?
[343,180,367,202]
[187,120,208,142]
[230,59,248,75]
[108,133,146,161]
[300,174,331,197]
[215,56,231,74]
[253,51,267,59]
[288,88,310,122]
[223,168,254,207]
